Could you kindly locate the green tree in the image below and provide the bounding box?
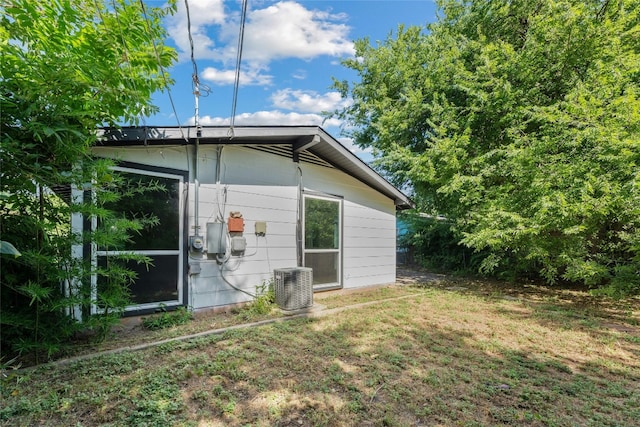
[1,0,177,361]
[333,0,640,295]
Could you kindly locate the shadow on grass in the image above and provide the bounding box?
[3,292,639,427]
[410,274,639,374]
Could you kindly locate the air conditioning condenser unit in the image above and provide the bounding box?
[273,267,313,311]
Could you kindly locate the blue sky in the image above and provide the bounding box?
[148,0,438,160]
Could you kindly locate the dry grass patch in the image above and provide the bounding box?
[45,283,420,363]
[2,275,639,426]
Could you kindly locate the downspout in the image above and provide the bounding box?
[194,136,200,237]
[190,81,202,311]
[296,166,304,267]
[193,77,202,238]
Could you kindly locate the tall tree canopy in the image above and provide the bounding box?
[2,0,175,166]
[334,0,640,295]
[1,0,177,359]
[1,0,176,206]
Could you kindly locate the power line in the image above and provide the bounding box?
[184,0,198,79]
[229,0,248,138]
[183,0,211,132]
[184,0,199,130]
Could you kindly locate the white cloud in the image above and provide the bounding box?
[292,69,307,80]
[193,110,342,126]
[201,66,273,86]
[270,89,351,113]
[238,1,354,64]
[338,136,372,156]
[166,0,226,60]
[168,1,354,77]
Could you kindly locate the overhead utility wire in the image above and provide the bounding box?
[229,0,248,138]
[183,0,203,238]
[183,0,210,131]
[138,0,188,143]
[184,0,199,130]
[183,0,253,298]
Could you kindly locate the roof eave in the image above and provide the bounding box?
[97,126,414,210]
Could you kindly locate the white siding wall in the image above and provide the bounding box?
[189,146,301,308]
[92,143,397,310]
[188,183,299,308]
[300,163,397,289]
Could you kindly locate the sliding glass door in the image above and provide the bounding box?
[94,166,185,313]
[303,194,342,290]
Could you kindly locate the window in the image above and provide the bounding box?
[304,194,342,290]
[93,166,185,312]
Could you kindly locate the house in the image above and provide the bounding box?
[75,126,413,316]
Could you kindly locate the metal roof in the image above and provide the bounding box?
[97,126,414,210]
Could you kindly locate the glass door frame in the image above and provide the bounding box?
[91,164,186,314]
[302,192,343,291]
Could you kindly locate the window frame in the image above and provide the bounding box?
[91,163,187,315]
[302,192,343,291]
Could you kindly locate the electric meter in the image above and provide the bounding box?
[190,235,204,252]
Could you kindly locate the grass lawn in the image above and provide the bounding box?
[1,273,639,426]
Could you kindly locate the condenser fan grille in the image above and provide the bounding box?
[273,267,313,310]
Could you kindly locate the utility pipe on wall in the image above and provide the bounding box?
[193,76,202,238]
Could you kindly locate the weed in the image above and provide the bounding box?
[154,340,179,355]
[142,305,193,330]
[239,279,275,319]
[191,390,210,403]
[0,355,22,373]
[347,397,364,413]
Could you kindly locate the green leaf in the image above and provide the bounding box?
[18,282,53,306]
[331,0,640,292]
[0,241,21,257]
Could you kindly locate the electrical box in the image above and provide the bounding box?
[231,236,247,252]
[228,214,244,232]
[206,222,227,254]
[255,221,267,236]
[189,235,204,252]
